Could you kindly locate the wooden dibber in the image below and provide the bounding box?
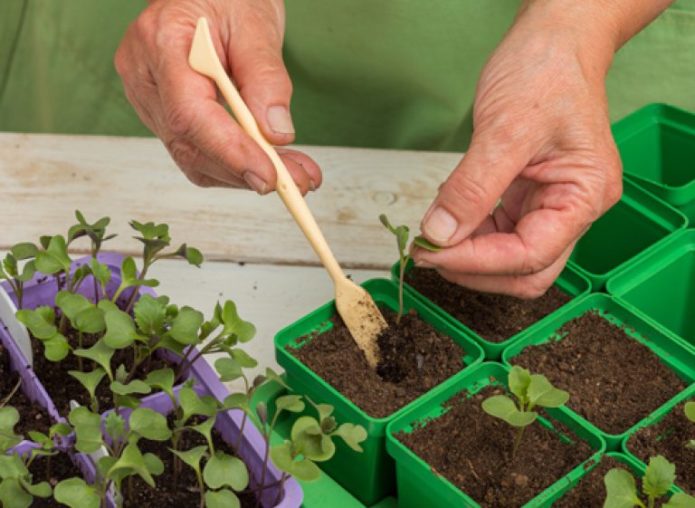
[188,18,387,367]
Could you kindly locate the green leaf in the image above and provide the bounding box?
[130,408,171,441]
[220,301,256,343]
[74,340,114,380]
[15,307,56,340]
[264,367,288,389]
[604,468,642,508]
[102,308,143,349]
[16,261,36,283]
[68,368,106,402]
[215,358,243,382]
[170,446,207,474]
[35,235,71,274]
[644,455,676,499]
[68,406,103,454]
[43,334,71,362]
[481,395,537,427]
[0,407,22,451]
[394,225,409,253]
[291,416,335,462]
[176,244,204,267]
[27,431,52,448]
[49,423,72,438]
[222,393,250,413]
[527,374,569,410]
[276,395,305,413]
[133,295,168,336]
[0,477,32,508]
[685,402,695,423]
[205,489,240,508]
[110,380,151,396]
[10,243,37,261]
[144,368,175,397]
[230,348,258,368]
[107,442,156,487]
[74,307,106,335]
[88,258,111,288]
[105,412,126,442]
[270,442,321,482]
[179,387,217,424]
[333,423,367,452]
[509,366,532,404]
[168,307,203,345]
[664,493,695,508]
[379,214,395,234]
[55,291,92,324]
[412,235,442,252]
[190,417,216,451]
[0,454,29,479]
[20,479,51,498]
[315,404,334,422]
[143,453,164,476]
[203,451,249,491]
[54,477,100,508]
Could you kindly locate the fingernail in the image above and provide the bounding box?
[267,106,294,135]
[243,172,268,195]
[309,179,317,191]
[422,206,458,243]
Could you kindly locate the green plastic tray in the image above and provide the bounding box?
[502,293,695,450]
[607,228,695,351]
[613,103,695,222]
[391,260,590,360]
[567,178,687,291]
[385,362,605,508]
[274,278,485,505]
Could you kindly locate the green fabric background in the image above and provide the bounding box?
[0,1,694,151]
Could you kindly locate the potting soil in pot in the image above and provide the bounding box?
[627,400,695,494]
[512,311,686,434]
[554,456,630,507]
[405,267,569,342]
[29,451,83,508]
[396,386,593,507]
[291,307,466,418]
[0,343,50,435]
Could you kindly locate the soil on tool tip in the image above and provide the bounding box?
[405,267,570,343]
[512,311,686,434]
[291,307,467,418]
[397,386,593,507]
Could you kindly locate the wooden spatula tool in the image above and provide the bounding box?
[188,17,386,367]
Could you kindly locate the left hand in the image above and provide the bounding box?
[412,3,623,298]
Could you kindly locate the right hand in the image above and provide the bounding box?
[115,0,322,194]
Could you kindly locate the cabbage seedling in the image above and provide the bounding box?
[0,243,37,309]
[379,214,440,323]
[685,401,695,450]
[482,366,569,460]
[603,455,695,508]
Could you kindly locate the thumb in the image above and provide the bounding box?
[421,133,530,246]
[228,19,295,145]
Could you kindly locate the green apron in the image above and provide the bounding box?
[1,0,694,151]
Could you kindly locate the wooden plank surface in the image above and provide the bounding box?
[0,133,460,268]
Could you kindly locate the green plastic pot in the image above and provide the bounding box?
[567,178,687,291]
[502,293,695,450]
[385,362,605,508]
[391,260,590,360]
[274,278,484,505]
[545,451,685,505]
[607,228,695,351]
[613,103,695,222]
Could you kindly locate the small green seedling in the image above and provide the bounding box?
[685,401,695,450]
[0,243,38,308]
[482,366,569,460]
[604,455,695,508]
[379,214,440,323]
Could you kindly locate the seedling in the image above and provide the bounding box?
[0,243,38,309]
[379,214,440,323]
[482,366,569,459]
[604,455,695,508]
[685,401,695,450]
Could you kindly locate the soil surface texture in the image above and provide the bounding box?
[31,328,170,416]
[397,386,593,507]
[512,311,686,434]
[291,307,466,418]
[627,400,695,494]
[406,267,569,342]
[0,342,51,435]
[132,417,257,508]
[554,456,624,507]
[29,451,83,507]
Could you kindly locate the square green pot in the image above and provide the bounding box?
[545,451,685,505]
[391,260,590,360]
[613,103,695,222]
[567,178,687,291]
[502,293,695,450]
[607,229,695,351]
[385,362,605,508]
[274,278,484,505]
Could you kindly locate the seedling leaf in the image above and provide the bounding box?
[685,402,695,423]
[334,423,368,452]
[168,306,204,345]
[0,407,22,451]
[102,308,144,349]
[276,395,305,413]
[664,493,695,508]
[481,395,537,427]
[203,451,249,491]
[527,374,569,409]
[170,446,207,473]
[68,406,103,454]
[644,455,676,499]
[205,489,240,508]
[130,408,171,441]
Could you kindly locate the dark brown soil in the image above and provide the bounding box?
[397,386,593,507]
[131,418,257,508]
[31,330,170,416]
[512,311,686,434]
[29,451,84,507]
[0,342,51,435]
[290,307,466,418]
[627,400,695,494]
[405,267,570,342]
[555,456,624,507]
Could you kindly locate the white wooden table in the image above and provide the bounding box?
[0,133,461,382]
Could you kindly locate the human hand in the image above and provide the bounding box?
[115,0,321,194]
[412,2,624,298]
